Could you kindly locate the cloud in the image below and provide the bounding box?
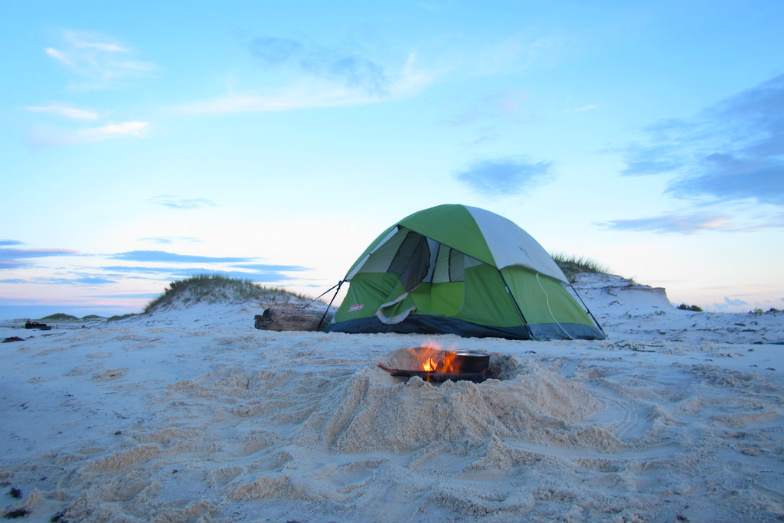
[92,293,160,299]
[174,88,375,114]
[105,250,312,283]
[26,121,150,147]
[249,37,304,67]
[622,73,784,206]
[233,263,309,273]
[709,295,752,312]
[45,29,156,89]
[149,196,216,210]
[140,236,203,245]
[98,121,148,136]
[36,275,117,286]
[621,143,684,176]
[175,45,435,114]
[600,213,740,234]
[249,35,389,96]
[103,265,308,283]
[454,157,552,196]
[668,152,784,205]
[110,251,254,264]
[723,296,748,306]
[26,103,100,120]
[0,247,78,269]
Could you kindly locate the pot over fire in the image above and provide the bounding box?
[379,344,490,383]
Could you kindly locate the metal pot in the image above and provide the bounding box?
[449,350,490,374]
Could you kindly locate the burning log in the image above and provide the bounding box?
[379,343,491,383]
[254,306,330,332]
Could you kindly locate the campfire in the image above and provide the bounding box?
[379,340,490,383]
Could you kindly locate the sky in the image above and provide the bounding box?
[1,0,783,319]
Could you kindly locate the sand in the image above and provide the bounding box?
[1,273,783,522]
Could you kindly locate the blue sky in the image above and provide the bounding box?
[2,0,783,318]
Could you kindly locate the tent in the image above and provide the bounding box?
[324,204,605,340]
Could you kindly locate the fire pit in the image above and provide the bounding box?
[379,343,491,383]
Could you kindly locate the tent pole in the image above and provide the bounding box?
[304,281,341,307]
[569,282,606,338]
[317,280,343,331]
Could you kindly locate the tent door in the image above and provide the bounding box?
[376,291,417,324]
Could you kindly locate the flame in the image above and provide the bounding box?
[408,340,460,374]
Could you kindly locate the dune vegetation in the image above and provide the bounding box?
[550,253,609,281]
[142,274,313,314]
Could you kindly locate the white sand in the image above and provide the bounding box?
[1,274,783,522]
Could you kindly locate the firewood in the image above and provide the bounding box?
[254,306,330,332]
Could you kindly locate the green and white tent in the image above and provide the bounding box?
[325,204,605,340]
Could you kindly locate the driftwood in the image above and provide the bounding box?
[254,306,330,332]
[25,321,51,330]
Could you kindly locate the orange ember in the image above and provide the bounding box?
[408,340,460,374]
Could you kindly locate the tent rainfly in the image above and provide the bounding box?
[324,204,605,340]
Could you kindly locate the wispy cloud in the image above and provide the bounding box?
[25,30,153,147]
[709,296,751,312]
[103,263,310,283]
[623,73,784,205]
[105,250,312,282]
[110,250,253,264]
[669,152,784,205]
[140,236,203,245]
[26,121,150,147]
[97,121,148,136]
[248,35,389,96]
[25,103,100,120]
[45,29,156,89]
[33,275,118,286]
[0,246,78,269]
[454,157,552,196]
[149,196,216,210]
[175,39,435,115]
[233,263,309,273]
[600,213,739,234]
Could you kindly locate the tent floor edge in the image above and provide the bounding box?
[527,322,606,340]
[325,315,534,340]
[325,316,605,340]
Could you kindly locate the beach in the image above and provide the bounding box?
[1,273,783,522]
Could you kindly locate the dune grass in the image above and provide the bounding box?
[39,313,105,322]
[550,253,610,282]
[143,274,313,314]
[40,313,80,322]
